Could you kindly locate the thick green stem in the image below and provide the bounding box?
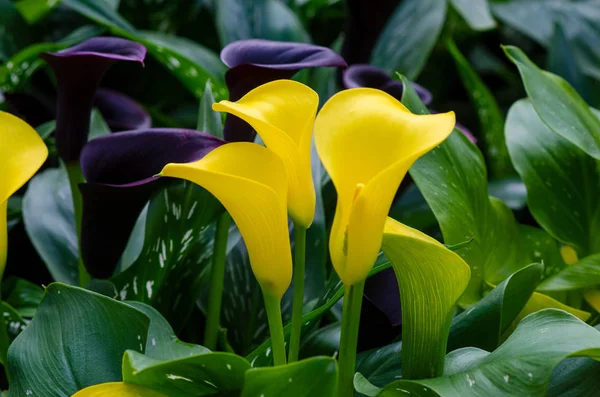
[203,212,231,350]
[263,292,287,366]
[337,280,365,397]
[288,224,307,363]
[65,162,90,287]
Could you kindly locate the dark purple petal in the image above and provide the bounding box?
[341,0,401,65]
[221,39,347,142]
[342,64,432,105]
[94,88,152,132]
[41,37,146,162]
[79,128,225,278]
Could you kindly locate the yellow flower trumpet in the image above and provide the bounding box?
[160,142,291,365]
[314,88,456,286]
[1,111,48,276]
[212,79,317,228]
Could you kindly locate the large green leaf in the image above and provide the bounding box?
[122,350,250,396]
[447,39,512,179]
[0,0,31,62]
[240,357,337,397]
[2,277,44,318]
[215,0,309,46]
[7,283,150,397]
[504,46,600,160]
[357,309,600,397]
[112,181,222,331]
[401,76,530,305]
[505,99,600,256]
[381,219,470,379]
[538,253,600,292]
[22,167,78,285]
[371,0,447,79]
[547,356,600,397]
[448,263,542,352]
[449,0,496,31]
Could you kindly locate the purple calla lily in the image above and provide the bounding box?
[220,39,347,142]
[94,88,152,132]
[79,128,225,278]
[41,37,146,162]
[343,64,432,105]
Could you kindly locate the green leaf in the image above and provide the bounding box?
[449,0,496,31]
[401,75,530,305]
[122,350,250,396]
[126,302,209,359]
[448,263,543,352]
[7,283,150,397]
[196,80,223,138]
[505,99,600,256]
[359,309,600,397]
[447,39,512,179]
[215,0,309,46]
[0,0,32,62]
[13,0,60,23]
[504,45,600,160]
[7,196,22,231]
[381,219,470,379]
[547,356,600,397]
[0,301,27,343]
[538,253,600,292]
[89,108,111,140]
[2,277,44,318]
[355,342,402,396]
[22,167,78,285]
[62,0,135,33]
[371,0,447,79]
[240,357,337,397]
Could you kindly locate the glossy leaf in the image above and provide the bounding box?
[449,0,496,31]
[538,253,600,292]
[547,356,600,397]
[401,76,530,305]
[358,309,600,397]
[371,0,446,79]
[122,350,250,396]
[241,357,337,397]
[72,383,167,397]
[197,81,223,139]
[504,45,600,160]
[381,218,470,379]
[505,99,600,256]
[22,167,78,285]
[447,39,512,178]
[448,263,542,352]
[111,181,221,331]
[7,283,150,397]
[2,277,44,318]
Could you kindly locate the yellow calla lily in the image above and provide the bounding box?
[160,142,292,299]
[71,382,167,397]
[212,79,317,228]
[314,88,455,286]
[0,111,48,274]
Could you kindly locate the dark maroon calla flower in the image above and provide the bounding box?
[343,64,432,105]
[94,88,152,132]
[221,39,347,142]
[79,129,225,278]
[41,37,146,162]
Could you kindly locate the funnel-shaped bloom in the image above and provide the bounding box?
[0,111,48,274]
[94,88,152,132]
[314,89,455,285]
[41,37,146,162]
[220,39,346,142]
[213,80,317,228]
[161,142,292,299]
[80,129,224,278]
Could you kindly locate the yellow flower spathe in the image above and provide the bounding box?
[71,382,167,396]
[160,142,292,299]
[213,80,317,228]
[314,88,455,286]
[0,111,48,273]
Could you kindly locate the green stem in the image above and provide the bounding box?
[65,162,91,287]
[263,292,287,366]
[337,280,365,397]
[288,224,307,363]
[203,212,231,350]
